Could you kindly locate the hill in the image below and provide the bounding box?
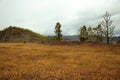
[0,26,46,43]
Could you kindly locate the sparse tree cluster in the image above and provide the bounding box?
[79,25,104,42]
[54,12,115,44]
[77,12,115,44]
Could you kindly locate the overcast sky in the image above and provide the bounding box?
[0,0,120,36]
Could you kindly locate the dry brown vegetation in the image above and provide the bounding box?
[0,43,120,80]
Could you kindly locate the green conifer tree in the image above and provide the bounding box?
[54,22,62,41]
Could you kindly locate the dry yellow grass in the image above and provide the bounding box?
[0,43,120,80]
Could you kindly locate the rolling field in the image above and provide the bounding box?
[0,43,120,80]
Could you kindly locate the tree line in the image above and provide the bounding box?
[54,12,115,44]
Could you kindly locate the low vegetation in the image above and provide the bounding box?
[0,43,120,80]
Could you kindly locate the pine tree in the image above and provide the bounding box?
[79,25,88,41]
[54,22,62,41]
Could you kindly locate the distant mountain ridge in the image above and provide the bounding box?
[63,35,79,41]
[113,36,120,41]
[63,35,120,42]
[0,26,46,43]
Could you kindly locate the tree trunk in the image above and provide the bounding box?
[107,35,109,44]
[106,25,109,44]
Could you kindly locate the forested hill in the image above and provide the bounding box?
[0,26,46,43]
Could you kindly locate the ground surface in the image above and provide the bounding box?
[0,43,120,80]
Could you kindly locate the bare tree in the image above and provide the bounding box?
[93,24,103,43]
[88,26,94,42]
[100,11,115,44]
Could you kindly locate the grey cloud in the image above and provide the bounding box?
[0,0,120,36]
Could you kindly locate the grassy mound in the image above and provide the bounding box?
[0,26,46,43]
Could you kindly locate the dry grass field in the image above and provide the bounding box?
[0,43,120,80]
